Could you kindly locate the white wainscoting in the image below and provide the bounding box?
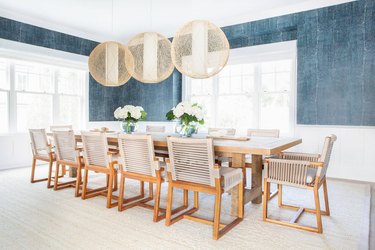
[1,123,374,183]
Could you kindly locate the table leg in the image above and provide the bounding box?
[251,154,263,204]
[230,153,245,217]
[69,167,77,178]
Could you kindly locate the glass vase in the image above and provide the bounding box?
[121,121,137,134]
[180,124,197,137]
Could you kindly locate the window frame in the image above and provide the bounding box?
[0,56,88,134]
[183,41,297,136]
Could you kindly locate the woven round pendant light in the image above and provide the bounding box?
[171,20,230,79]
[127,32,174,83]
[88,41,134,87]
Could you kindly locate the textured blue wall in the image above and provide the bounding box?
[221,0,375,126]
[89,70,182,121]
[1,0,374,125]
[0,17,98,55]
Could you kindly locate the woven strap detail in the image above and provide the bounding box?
[118,134,156,176]
[220,168,243,192]
[81,132,109,167]
[29,129,50,156]
[167,137,216,187]
[53,130,77,161]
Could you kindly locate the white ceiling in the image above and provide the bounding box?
[0,0,354,43]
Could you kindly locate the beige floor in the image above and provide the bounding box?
[0,166,371,250]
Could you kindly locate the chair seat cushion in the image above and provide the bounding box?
[220,167,243,192]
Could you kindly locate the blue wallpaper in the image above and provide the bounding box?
[1,0,374,125]
[89,69,182,121]
[221,0,375,126]
[0,16,98,55]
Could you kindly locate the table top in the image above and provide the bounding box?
[48,131,302,156]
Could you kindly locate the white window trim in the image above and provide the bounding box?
[183,40,297,136]
[0,39,89,135]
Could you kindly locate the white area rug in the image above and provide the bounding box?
[0,166,370,250]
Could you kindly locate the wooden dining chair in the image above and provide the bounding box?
[81,131,118,208]
[146,125,166,133]
[29,128,57,188]
[208,128,236,168]
[145,125,169,160]
[50,125,73,131]
[165,137,244,240]
[117,134,186,222]
[52,130,84,197]
[263,134,337,233]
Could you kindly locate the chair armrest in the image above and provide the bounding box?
[281,152,320,162]
[264,158,324,185]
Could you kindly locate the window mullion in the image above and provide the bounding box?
[53,70,59,125]
[254,64,261,129]
[9,64,17,133]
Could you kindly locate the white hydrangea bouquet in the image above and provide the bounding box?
[166,101,204,137]
[114,105,147,133]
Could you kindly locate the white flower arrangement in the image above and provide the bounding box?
[166,101,205,126]
[114,105,147,122]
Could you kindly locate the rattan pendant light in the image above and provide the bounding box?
[127,32,174,83]
[88,42,134,87]
[171,20,230,79]
[88,0,134,87]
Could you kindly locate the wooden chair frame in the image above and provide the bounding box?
[118,159,187,222]
[165,161,244,240]
[29,129,61,188]
[263,161,330,233]
[54,156,84,197]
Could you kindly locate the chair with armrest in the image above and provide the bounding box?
[81,131,118,208]
[52,130,84,196]
[29,128,56,188]
[263,134,337,233]
[117,134,186,222]
[165,137,244,240]
[146,125,169,160]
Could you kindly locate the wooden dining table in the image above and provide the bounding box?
[48,131,302,216]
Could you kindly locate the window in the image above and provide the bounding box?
[0,58,86,133]
[184,43,296,136]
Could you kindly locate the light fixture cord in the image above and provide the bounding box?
[149,0,153,31]
[111,0,114,34]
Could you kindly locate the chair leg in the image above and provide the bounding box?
[75,166,82,197]
[149,182,154,199]
[47,161,54,188]
[113,170,118,192]
[263,179,269,220]
[165,184,174,226]
[194,191,199,209]
[30,157,36,183]
[278,184,283,207]
[61,165,66,176]
[54,164,60,190]
[183,189,188,207]
[118,175,125,212]
[140,181,145,197]
[323,178,330,216]
[106,171,114,208]
[238,180,244,219]
[314,187,323,233]
[153,181,162,222]
[82,168,89,199]
[213,192,222,240]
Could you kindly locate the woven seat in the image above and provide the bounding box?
[81,131,119,209]
[29,129,56,188]
[117,134,181,222]
[52,130,84,197]
[263,134,337,233]
[165,137,243,240]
